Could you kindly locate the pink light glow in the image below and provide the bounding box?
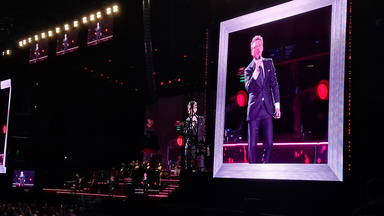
[148,194,168,198]
[243,146,247,163]
[223,142,328,147]
[304,154,310,164]
[2,125,6,134]
[321,145,327,153]
[236,90,247,107]
[51,190,127,198]
[176,135,184,147]
[317,80,329,100]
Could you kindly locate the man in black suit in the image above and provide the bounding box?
[183,100,206,171]
[244,35,281,163]
[63,33,69,51]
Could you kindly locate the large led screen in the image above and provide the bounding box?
[214,0,347,181]
[0,79,12,174]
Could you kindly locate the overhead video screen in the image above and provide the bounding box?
[56,30,79,56]
[0,79,12,174]
[29,41,48,64]
[87,16,113,47]
[214,0,347,181]
[12,170,35,187]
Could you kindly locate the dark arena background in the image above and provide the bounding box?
[0,0,383,216]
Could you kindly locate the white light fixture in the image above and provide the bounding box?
[41,32,46,39]
[64,24,70,31]
[90,14,95,21]
[48,30,53,37]
[73,20,79,28]
[34,35,39,41]
[96,11,102,19]
[106,7,112,15]
[113,5,118,13]
[82,16,88,24]
[28,37,32,43]
[23,39,27,45]
[56,27,61,34]
[19,41,23,47]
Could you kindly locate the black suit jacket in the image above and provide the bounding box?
[244,58,280,120]
[184,115,205,143]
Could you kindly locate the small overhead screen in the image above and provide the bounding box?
[12,170,36,187]
[56,30,79,56]
[29,41,48,64]
[87,16,113,47]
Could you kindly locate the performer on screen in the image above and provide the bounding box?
[34,43,40,60]
[95,22,102,43]
[19,171,26,186]
[63,33,69,51]
[183,100,206,171]
[244,35,281,163]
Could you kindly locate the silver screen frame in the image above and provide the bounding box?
[213,0,347,181]
[0,79,12,174]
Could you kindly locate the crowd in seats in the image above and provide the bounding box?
[0,200,80,216]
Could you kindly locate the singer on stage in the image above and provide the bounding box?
[244,35,281,163]
[183,100,206,171]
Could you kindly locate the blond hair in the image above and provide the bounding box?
[250,35,263,49]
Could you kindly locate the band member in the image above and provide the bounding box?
[244,35,281,163]
[73,173,83,191]
[183,100,206,171]
[108,175,118,195]
[142,172,149,194]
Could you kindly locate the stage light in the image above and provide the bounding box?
[82,16,88,24]
[64,24,70,31]
[55,27,61,34]
[177,135,184,147]
[73,20,79,28]
[34,35,39,41]
[48,30,53,37]
[106,7,112,15]
[96,11,102,19]
[113,5,119,13]
[23,39,27,45]
[317,80,329,100]
[2,124,7,134]
[90,14,95,21]
[41,32,46,39]
[1,51,4,56]
[236,90,248,107]
[18,41,23,47]
[28,37,32,43]
[6,50,11,55]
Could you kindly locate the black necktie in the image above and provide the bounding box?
[259,66,264,83]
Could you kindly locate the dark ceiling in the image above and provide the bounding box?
[0,0,291,50]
